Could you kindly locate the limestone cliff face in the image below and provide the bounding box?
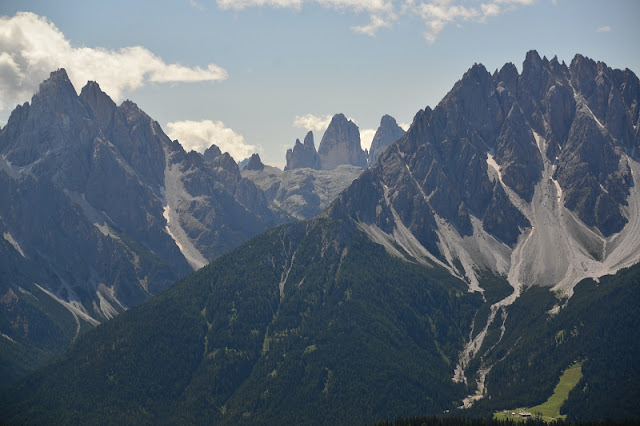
[317,113,368,170]
[368,115,405,166]
[284,131,320,170]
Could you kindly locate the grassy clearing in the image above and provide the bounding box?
[494,362,583,422]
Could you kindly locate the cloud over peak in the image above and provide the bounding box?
[293,113,334,133]
[0,12,227,112]
[166,119,258,162]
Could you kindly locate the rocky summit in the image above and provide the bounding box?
[368,114,406,166]
[244,153,265,171]
[317,113,368,169]
[285,131,321,170]
[0,70,284,385]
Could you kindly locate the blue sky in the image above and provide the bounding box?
[1,0,638,167]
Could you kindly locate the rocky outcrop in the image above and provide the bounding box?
[245,153,265,171]
[368,115,406,166]
[284,131,321,170]
[318,114,368,169]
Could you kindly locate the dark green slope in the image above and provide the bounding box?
[1,216,481,424]
[0,226,95,387]
[469,263,640,420]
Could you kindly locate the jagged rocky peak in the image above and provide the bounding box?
[494,102,543,202]
[202,143,239,174]
[368,114,406,166]
[245,153,265,171]
[118,99,151,124]
[284,131,321,170]
[303,130,314,148]
[30,68,86,121]
[35,68,77,99]
[434,61,503,149]
[79,81,120,133]
[79,81,116,114]
[318,113,367,170]
[337,51,640,296]
[203,143,222,163]
[214,152,240,174]
[495,62,518,95]
[0,68,92,167]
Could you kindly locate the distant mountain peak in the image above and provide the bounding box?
[245,153,264,171]
[203,144,222,163]
[31,68,81,113]
[40,68,74,89]
[303,131,314,148]
[317,113,367,170]
[79,81,117,123]
[368,114,405,166]
[285,131,321,171]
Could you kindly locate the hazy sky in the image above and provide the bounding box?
[1,0,638,167]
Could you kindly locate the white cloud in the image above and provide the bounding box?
[217,0,394,36]
[352,15,393,36]
[0,12,227,112]
[398,122,410,131]
[407,0,536,43]
[216,1,536,41]
[166,120,258,161]
[360,128,376,150]
[596,25,611,33]
[293,113,334,133]
[218,0,391,13]
[187,0,206,10]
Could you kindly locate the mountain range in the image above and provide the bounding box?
[0,70,286,383]
[1,51,639,423]
[243,112,406,220]
[0,70,401,384]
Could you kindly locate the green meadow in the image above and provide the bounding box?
[494,362,583,422]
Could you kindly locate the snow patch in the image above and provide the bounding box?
[3,232,26,258]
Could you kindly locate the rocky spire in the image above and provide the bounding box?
[368,115,405,166]
[245,153,265,171]
[284,131,321,170]
[317,113,367,170]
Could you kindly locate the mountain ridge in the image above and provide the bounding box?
[0,69,286,385]
[1,51,639,422]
